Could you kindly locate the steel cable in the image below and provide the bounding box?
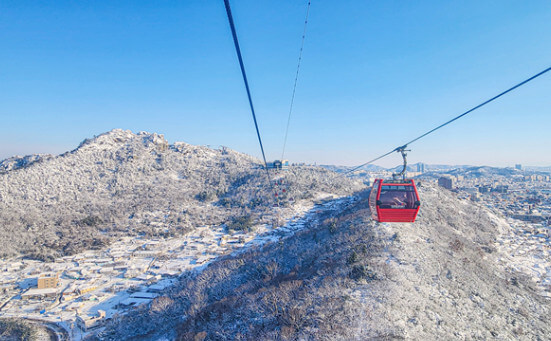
[346,66,551,174]
[223,0,275,190]
[281,0,311,160]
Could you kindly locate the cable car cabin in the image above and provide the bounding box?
[369,179,420,223]
[267,160,289,171]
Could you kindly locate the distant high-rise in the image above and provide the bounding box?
[417,163,425,173]
[438,176,453,190]
[494,185,509,194]
[478,185,491,193]
[515,164,522,170]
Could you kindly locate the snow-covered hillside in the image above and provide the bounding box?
[93,182,550,340]
[0,129,363,260]
[0,154,53,173]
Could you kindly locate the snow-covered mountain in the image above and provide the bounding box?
[323,163,475,175]
[525,166,551,172]
[320,164,386,173]
[0,154,54,173]
[322,163,550,177]
[445,165,520,178]
[3,130,550,340]
[96,182,551,340]
[417,165,524,180]
[0,129,363,260]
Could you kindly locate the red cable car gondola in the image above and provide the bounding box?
[369,178,420,222]
[368,148,421,223]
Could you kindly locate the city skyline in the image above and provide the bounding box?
[1,1,550,167]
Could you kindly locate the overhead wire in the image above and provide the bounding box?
[223,0,275,190]
[346,66,551,174]
[281,0,311,160]
[223,1,550,184]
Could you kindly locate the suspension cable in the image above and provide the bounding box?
[223,0,274,188]
[346,66,551,174]
[281,0,311,160]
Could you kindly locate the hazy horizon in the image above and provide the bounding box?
[1,128,550,170]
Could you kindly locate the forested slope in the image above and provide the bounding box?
[0,129,362,260]
[93,183,550,340]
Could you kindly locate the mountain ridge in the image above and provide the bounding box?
[0,129,363,260]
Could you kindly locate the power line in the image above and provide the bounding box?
[347,66,551,174]
[281,0,311,160]
[223,0,274,187]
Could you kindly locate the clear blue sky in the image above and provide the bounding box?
[1,0,550,167]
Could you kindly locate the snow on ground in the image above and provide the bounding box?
[352,182,551,339]
[0,190,356,338]
[83,181,551,340]
[495,218,551,298]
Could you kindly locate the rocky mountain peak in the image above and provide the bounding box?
[74,129,169,154]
